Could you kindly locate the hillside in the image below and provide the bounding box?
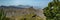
[0,5,46,20]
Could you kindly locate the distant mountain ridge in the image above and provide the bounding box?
[0,5,33,9]
[0,5,25,9]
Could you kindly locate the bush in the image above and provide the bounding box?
[0,8,6,20]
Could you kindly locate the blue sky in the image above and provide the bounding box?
[0,0,52,9]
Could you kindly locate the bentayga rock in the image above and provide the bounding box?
[3,7,46,20]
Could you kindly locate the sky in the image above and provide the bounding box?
[0,0,52,9]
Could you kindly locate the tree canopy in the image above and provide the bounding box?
[43,0,60,20]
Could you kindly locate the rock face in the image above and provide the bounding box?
[1,6,46,20]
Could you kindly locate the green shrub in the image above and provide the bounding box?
[0,8,6,20]
[19,13,43,20]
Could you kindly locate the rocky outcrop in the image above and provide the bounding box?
[0,6,46,20]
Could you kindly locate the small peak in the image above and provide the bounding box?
[30,7,33,8]
[29,6,34,9]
